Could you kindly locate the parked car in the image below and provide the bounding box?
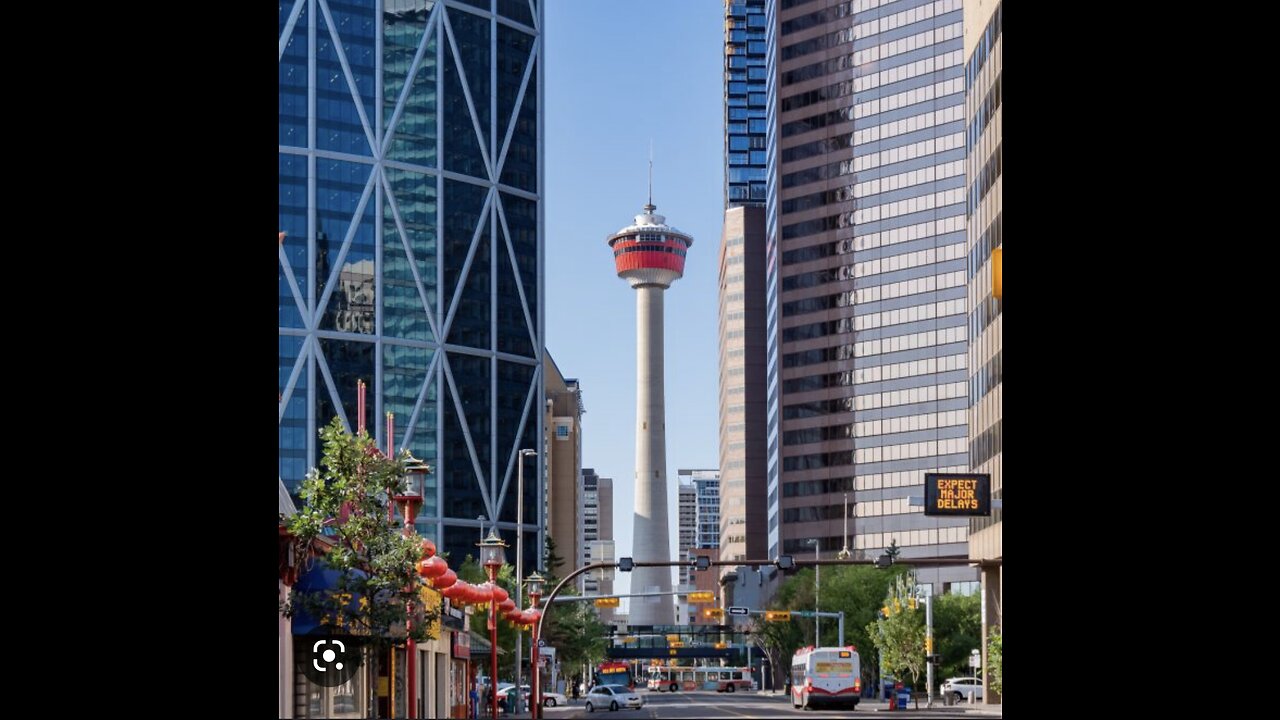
[940,677,983,702]
[512,681,568,707]
[584,684,644,712]
[521,686,568,707]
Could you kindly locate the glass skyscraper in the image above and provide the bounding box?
[278,0,544,569]
[725,0,769,207]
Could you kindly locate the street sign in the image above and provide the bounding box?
[970,650,981,669]
[727,607,750,616]
[923,473,991,516]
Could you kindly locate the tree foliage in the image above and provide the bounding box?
[932,592,981,680]
[866,573,925,688]
[763,563,910,692]
[987,626,1002,696]
[284,417,439,642]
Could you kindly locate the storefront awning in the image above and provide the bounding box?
[291,564,370,636]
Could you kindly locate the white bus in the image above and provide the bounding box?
[791,646,861,710]
[645,665,754,693]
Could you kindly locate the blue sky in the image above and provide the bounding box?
[544,0,726,602]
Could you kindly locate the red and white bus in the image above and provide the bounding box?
[595,661,635,690]
[645,665,754,693]
[791,646,861,710]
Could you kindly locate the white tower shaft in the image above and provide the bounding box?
[630,284,674,625]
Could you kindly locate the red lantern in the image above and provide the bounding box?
[421,538,437,559]
[441,583,467,600]
[491,585,509,604]
[419,556,447,579]
[432,569,457,589]
[504,608,523,622]
[466,584,486,604]
[498,598,516,613]
[474,582,493,603]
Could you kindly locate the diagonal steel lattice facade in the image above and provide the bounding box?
[279,0,545,567]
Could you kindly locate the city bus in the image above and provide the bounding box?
[645,665,754,693]
[791,646,860,710]
[595,661,634,690]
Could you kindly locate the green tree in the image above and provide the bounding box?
[284,417,439,718]
[931,592,981,680]
[885,539,901,560]
[542,535,566,584]
[866,573,925,689]
[987,626,1001,696]
[749,616,803,690]
[812,563,911,692]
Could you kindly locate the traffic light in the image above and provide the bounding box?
[765,610,791,622]
[669,640,684,648]
[688,591,715,603]
[908,597,917,610]
[703,607,725,619]
[875,554,893,569]
[594,597,620,608]
[926,654,941,665]
[881,605,891,617]
[714,642,728,650]
[776,555,797,573]
[618,557,634,572]
[925,636,933,653]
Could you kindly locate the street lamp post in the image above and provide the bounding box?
[837,494,852,560]
[922,591,934,707]
[479,530,508,720]
[806,539,820,644]
[525,572,546,720]
[514,448,536,715]
[393,455,429,719]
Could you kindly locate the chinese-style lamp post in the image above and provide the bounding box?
[525,572,546,720]
[479,530,508,720]
[394,455,430,719]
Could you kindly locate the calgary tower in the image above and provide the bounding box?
[606,184,693,627]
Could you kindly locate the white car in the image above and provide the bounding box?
[517,685,568,708]
[941,677,983,702]
[584,684,643,712]
[535,690,568,707]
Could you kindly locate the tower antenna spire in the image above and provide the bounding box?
[646,140,655,212]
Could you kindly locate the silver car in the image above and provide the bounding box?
[584,684,643,712]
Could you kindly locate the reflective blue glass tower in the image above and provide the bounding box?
[278,0,545,568]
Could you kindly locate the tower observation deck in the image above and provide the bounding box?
[606,200,693,626]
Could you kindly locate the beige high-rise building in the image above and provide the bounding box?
[544,353,583,579]
[963,0,1001,704]
[718,206,770,565]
